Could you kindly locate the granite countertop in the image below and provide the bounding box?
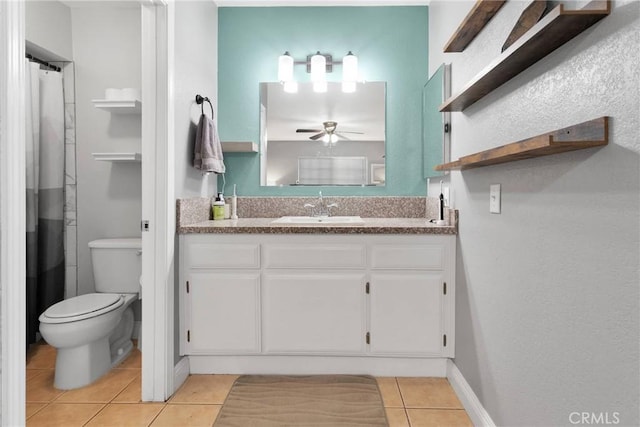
[178,217,457,235]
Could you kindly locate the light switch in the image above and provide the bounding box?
[490,184,501,214]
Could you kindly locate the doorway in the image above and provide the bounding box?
[1,1,173,424]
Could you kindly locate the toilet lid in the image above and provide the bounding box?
[44,294,123,319]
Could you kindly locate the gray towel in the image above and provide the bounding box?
[194,113,225,173]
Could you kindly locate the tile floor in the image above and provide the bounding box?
[27,342,473,426]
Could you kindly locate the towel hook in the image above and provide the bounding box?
[195,94,214,118]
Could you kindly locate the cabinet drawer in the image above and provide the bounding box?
[185,243,260,269]
[370,244,444,270]
[263,244,366,269]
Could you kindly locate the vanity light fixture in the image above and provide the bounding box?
[277,50,359,94]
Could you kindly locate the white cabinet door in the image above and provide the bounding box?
[185,271,260,354]
[369,272,444,356]
[262,272,366,354]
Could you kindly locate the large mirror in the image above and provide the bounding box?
[423,63,451,178]
[260,81,386,186]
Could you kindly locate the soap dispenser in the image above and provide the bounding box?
[213,192,225,220]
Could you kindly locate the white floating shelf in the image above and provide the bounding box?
[221,141,258,153]
[92,99,141,114]
[92,152,141,162]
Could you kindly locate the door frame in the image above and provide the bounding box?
[0,0,26,425]
[141,0,175,401]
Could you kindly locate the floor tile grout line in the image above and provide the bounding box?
[25,401,50,421]
[147,403,170,427]
[395,377,408,409]
[404,406,464,411]
[81,403,109,427]
[107,370,142,405]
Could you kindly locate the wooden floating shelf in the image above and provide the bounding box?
[444,0,507,53]
[440,1,610,112]
[221,141,258,153]
[435,117,608,171]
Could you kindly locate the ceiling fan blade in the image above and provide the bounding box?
[296,129,322,133]
[309,132,325,140]
[338,130,364,134]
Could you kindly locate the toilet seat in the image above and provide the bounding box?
[40,293,124,324]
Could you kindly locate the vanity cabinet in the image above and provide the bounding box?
[262,272,366,354]
[179,233,455,374]
[369,272,445,355]
[368,242,451,356]
[185,271,260,354]
[181,242,261,354]
[260,241,367,355]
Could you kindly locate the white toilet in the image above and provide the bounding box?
[39,238,142,390]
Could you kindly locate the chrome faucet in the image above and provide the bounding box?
[304,191,338,217]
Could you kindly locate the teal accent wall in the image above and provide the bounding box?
[218,6,428,196]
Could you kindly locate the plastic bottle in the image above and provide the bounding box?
[212,193,225,220]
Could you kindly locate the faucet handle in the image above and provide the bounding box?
[326,203,338,216]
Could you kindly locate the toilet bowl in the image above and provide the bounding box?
[39,238,141,390]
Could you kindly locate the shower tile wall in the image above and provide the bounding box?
[58,62,77,299]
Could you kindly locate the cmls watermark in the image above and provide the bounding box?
[569,412,620,425]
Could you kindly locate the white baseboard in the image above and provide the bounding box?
[173,356,190,395]
[447,360,496,427]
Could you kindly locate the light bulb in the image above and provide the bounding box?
[278,52,294,83]
[322,134,330,143]
[342,51,358,82]
[330,134,339,143]
[310,52,327,93]
[342,51,358,93]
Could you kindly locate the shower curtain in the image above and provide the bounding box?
[26,60,65,346]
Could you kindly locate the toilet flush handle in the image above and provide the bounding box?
[136,250,142,256]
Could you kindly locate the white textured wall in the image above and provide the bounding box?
[72,5,141,294]
[174,1,218,199]
[172,0,218,367]
[25,0,72,61]
[429,1,639,425]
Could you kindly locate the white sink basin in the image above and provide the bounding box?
[271,216,365,225]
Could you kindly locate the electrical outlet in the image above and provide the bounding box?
[490,184,501,214]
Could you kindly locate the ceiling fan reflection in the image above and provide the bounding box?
[296,120,364,143]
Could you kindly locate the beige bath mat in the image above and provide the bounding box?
[213,375,389,427]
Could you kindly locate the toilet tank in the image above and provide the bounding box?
[89,238,142,294]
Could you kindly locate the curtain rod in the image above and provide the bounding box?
[26,53,61,72]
